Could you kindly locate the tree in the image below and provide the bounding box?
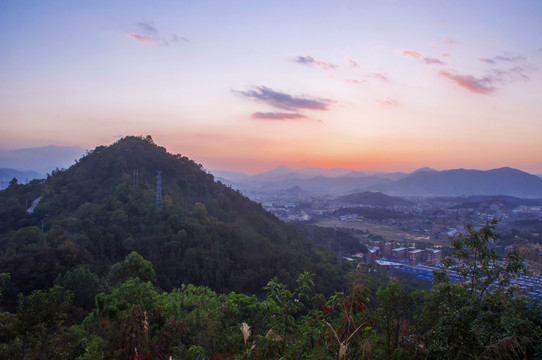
[375,282,415,359]
[418,219,541,359]
[434,218,526,296]
[12,285,73,359]
[109,251,156,286]
[8,177,18,188]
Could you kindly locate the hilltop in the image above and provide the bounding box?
[0,136,348,310]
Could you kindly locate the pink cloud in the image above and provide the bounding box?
[404,50,444,65]
[439,70,495,94]
[368,72,389,81]
[441,53,451,58]
[347,79,366,85]
[403,50,422,59]
[377,98,399,107]
[252,112,307,121]
[127,33,156,44]
[423,57,445,65]
[315,60,337,70]
[346,58,359,67]
[442,38,458,45]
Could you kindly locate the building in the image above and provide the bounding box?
[425,249,442,265]
[392,247,408,259]
[409,249,425,262]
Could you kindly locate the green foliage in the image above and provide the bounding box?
[108,251,155,286]
[56,265,106,311]
[0,285,74,359]
[434,218,527,296]
[419,219,542,359]
[188,345,209,360]
[375,282,416,359]
[0,136,349,314]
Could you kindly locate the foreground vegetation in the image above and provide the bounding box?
[1,221,541,359]
[1,137,541,358]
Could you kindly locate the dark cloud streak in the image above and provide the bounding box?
[439,71,495,94]
[234,86,331,111]
[480,54,526,64]
[252,112,307,120]
[128,20,189,46]
[295,55,337,70]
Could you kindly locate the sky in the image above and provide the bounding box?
[1,0,542,174]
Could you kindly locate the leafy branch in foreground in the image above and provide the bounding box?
[434,218,526,296]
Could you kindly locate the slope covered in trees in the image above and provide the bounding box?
[0,136,349,311]
[1,222,541,359]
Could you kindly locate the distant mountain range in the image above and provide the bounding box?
[214,166,542,199]
[0,145,86,174]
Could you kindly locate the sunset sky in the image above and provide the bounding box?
[1,0,541,174]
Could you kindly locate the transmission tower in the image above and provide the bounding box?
[156,171,163,210]
[133,168,139,188]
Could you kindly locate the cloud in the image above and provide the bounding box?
[234,86,331,111]
[252,112,307,121]
[439,70,495,94]
[128,20,189,46]
[367,72,389,81]
[136,21,158,36]
[432,38,459,47]
[403,50,422,59]
[127,33,156,44]
[377,98,399,107]
[403,50,445,65]
[295,55,337,70]
[479,54,526,65]
[345,58,359,67]
[171,35,190,43]
[423,57,445,65]
[346,79,366,85]
[442,38,458,45]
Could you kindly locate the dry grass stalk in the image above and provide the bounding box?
[240,322,251,346]
[482,336,532,360]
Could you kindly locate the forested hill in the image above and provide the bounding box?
[0,136,347,310]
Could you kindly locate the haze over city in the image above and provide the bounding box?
[1,0,541,174]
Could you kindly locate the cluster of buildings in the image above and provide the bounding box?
[366,240,442,265]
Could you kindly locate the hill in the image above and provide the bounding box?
[0,136,348,310]
[372,167,542,198]
[336,191,413,207]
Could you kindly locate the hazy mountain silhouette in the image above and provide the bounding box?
[371,167,542,198]
[218,166,542,199]
[0,145,86,173]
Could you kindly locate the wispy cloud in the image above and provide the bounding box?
[127,20,189,46]
[377,98,399,107]
[479,54,526,65]
[403,50,445,65]
[252,112,307,121]
[346,79,366,85]
[345,58,359,67]
[403,50,422,60]
[439,70,495,94]
[234,86,331,111]
[432,38,459,47]
[423,57,445,65]
[127,33,155,44]
[295,55,337,70]
[367,72,389,81]
[136,21,158,35]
